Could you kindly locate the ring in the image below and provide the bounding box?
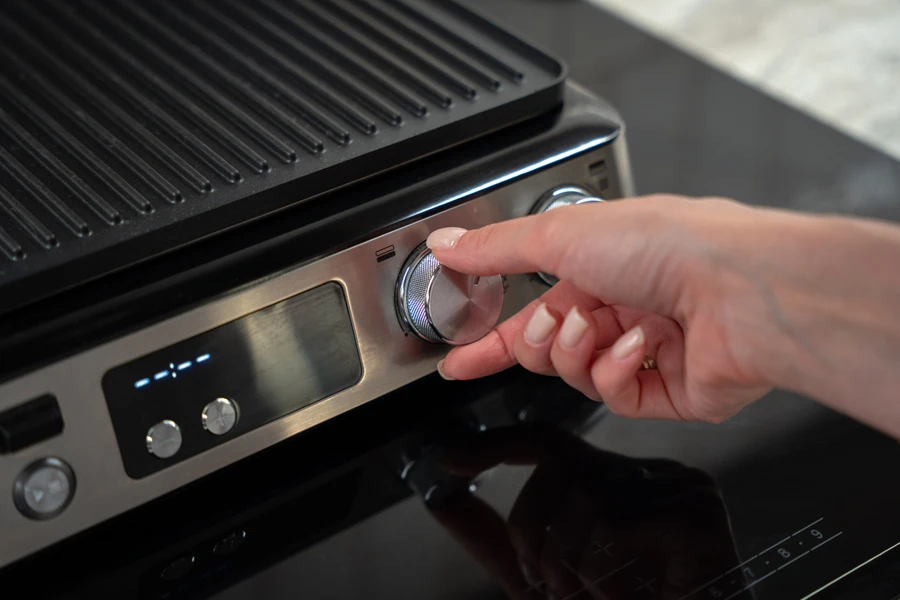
[640,355,657,370]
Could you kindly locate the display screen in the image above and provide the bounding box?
[103,282,362,478]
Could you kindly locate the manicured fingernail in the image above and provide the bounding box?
[558,306,588,348]
[426,227,467,250]
[612,325,645,360]
[437,360,455,380]
[524,303,557,345]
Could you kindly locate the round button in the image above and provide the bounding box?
[202,398,238,436]
[13,457,76,520]
[160,556,194,581]
[213,530,247,556]
[146,420,182,459]
[531,186,604,285]
[396,242,504,345]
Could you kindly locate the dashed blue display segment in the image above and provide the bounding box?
[134,353,211,389]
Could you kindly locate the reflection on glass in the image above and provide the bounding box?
[431,427,742,600]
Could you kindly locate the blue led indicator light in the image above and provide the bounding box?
[135,353,209,389]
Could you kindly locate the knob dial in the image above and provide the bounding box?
[531,186,604,285]
[396,243,504,345]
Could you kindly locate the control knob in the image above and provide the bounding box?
[531,185,604,285]
[396,242,504,345]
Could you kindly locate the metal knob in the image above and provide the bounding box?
[202,397,238,436]
[396,242,504,345]
[146,419,182,459]
[531,185,604,285]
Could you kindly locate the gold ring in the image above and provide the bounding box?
[641,355,657,370]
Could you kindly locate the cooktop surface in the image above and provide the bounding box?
[2,370,899,599]
[2,0,899,598]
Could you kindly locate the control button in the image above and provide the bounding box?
[531,186,604,285]
[160,556,194,581]
[202,398,238,436]
[396,242,504,345]
[13,457,76,520]
[213,530,247,556]
[0,394,64,454]
[146,420,182,459]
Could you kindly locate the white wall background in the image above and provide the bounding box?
[588,0,900,160]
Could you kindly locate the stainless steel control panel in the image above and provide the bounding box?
[0,135,629,568]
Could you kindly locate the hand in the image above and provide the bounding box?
[428,195,775,423]
[432,427,741,599]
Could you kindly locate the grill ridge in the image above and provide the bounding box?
[225,0,404,128]
[58,2,270,176]
[0,145,93,237]
[0,106,123,228]
[258,0,429,118]
[0,0,565,316]
[322,0,480,100]
[85,0,297,167]
[381,0,525,83]
[0,75,154,215]
[190,1,379,137]
[160,2,353,145]
[0,226,24,261]
[18,3,243,184]
[2,47,183,206]
[285,0,455,109]
[0,18,213,195]
[353,0,503,91]
[0,183,58,249]
[111,0,325,157]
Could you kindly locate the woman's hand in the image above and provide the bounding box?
[428,194,900,432]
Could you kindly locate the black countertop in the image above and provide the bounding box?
[3,1,900,598]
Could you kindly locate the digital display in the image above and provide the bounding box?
[103,283,362,478]
[133,353,211,389]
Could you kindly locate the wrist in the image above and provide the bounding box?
[720,210,900,433]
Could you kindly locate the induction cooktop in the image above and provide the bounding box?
[2,371,899,599]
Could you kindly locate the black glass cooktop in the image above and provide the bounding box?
[3,371,899,599]
[3,0,900,598]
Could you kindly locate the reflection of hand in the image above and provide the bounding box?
[432,427,740,600]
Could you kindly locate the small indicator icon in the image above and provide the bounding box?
[376,245,396,263]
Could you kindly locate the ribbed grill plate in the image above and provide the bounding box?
[0,0,564,313]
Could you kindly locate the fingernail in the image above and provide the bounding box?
[437,360,455,380]
[524,303,557,345]
[518,559,540,587]
[611,325,645,360]
[558,306,588,348]
[426,227,467,250]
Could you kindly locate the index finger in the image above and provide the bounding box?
[426,209,573,278]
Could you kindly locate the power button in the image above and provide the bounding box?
[13,457,76,520]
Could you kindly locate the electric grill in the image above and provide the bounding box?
[0,0,632,568]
